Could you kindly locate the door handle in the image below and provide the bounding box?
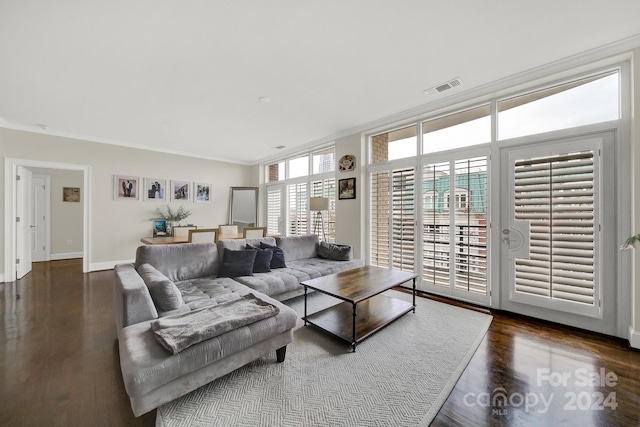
[504,221,530,259]
[30,225,36,228]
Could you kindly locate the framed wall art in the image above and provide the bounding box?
[144,178,166,201]
[338,154,356,172]
[114,175,139,200]
[338,177,356,200]
[62,187,80,202]
[194,182,211,203]
[171,180,191,202]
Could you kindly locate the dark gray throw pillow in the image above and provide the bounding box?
[246,244,273,273]
[259,241,286,268]
[137,263,184,311]
[317,241,352,261]
[218,248,257,277]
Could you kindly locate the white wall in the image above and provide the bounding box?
[334,133,365,259]
[0,128,252,272]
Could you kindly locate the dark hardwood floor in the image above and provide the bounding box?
[1,260,639,426]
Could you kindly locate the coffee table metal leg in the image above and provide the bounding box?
[304,286,308,326]
[352,302,357,352]
[412,278,416,313]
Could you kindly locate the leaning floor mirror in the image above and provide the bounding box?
[229,187,258,233]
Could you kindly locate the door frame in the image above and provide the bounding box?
[4,158,91,282]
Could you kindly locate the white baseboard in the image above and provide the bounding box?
[90,259,134,272]
[0,273,4,283]
[629,326,640,349]
[51,252,83,261]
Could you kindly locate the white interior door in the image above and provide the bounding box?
[16,166,34,279]
[31,175,49,262]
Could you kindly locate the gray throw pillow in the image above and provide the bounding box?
[259,241,286,268]
[218,248,257,277]
[246,244,273,273]
[317,241,352,261]
[137,263,184,311]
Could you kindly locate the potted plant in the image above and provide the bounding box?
[154,205,192,236]
[620,233,640,251]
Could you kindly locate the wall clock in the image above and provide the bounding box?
[338,154,355,172]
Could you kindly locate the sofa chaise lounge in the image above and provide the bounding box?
[114,234,363,416]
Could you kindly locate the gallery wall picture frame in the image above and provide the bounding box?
[171,180,191,202]
[194,182,212,203]
[338,177,356,200]
[144,178,167,201]
[114,175,140,200]
[63,187,80,202]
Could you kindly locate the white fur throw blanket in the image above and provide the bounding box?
[151,294,280,354]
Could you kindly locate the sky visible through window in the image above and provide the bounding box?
[387,72,618,162]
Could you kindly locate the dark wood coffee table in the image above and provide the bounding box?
[301,265,418,352]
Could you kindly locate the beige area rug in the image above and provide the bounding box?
[156,290,492,427]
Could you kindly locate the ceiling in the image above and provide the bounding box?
[1,1,639,165]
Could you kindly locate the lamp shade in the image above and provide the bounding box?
[309,197,329,211]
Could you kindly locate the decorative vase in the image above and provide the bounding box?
[166,221,180,236]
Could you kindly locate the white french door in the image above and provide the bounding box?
[500,133,618,334]
[420,153,490,305]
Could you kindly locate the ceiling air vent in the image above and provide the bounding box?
[424,78,463,96]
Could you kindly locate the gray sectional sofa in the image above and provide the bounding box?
[114,234,363,416]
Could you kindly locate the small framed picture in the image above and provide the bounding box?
[152,219,167,237]
[171,180,191,202]
[114,175,139,200]
[338,177,356,200]
[62,187,80,202]
[144,178,166,201]
[194,182,211,203]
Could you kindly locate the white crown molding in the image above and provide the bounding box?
[257,33,640,165]
[0,122,253,166]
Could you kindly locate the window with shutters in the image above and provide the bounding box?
[370,171,391,268]
[287,182,308,236]
[265,146,335,237]
[422,157,489,296]
[266,187,282,235]
[511,150,598,313]
[311,178,336,242]
[392,168,416,272]
[369,167,415,272]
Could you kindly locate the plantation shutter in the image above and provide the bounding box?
[370,171,390,268]
[266,187,282,235]
[454,157,489,294]
[513,151,596,306]
[391,168,415,272]
[422,162,451,287]
[422,156,488,295]
[311,178,336,242]
[287,182,308,236]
